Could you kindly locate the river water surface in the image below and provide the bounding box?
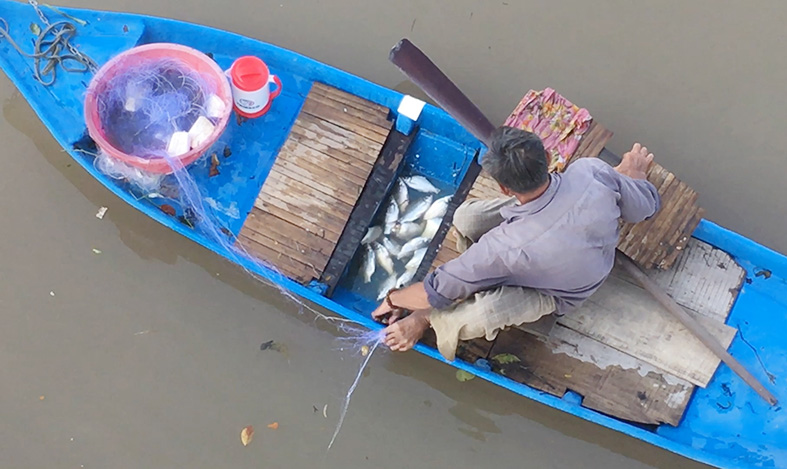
[5,0,785,467]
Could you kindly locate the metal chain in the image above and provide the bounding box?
[28,0,50,27]
[27,0,97,73]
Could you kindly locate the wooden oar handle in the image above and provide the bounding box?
[389,39,496,147]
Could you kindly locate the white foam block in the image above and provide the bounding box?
[124,97,137,112]
[188,116,216,149]
[397,95,426,121]
[206,94,226,119]
[167,131,191,157]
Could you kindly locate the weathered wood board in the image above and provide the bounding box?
[489,325,695,426]
[558,259,737,387]
[616,240,745,323]
[237,83,391,283]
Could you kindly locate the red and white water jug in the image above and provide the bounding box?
[228,56,282,118]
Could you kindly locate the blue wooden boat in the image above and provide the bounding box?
[1,1,785,467]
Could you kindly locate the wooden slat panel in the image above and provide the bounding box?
[243,210,335,256]
[301,98,390,144]
[254,196,343,241]
[242,228,328,273]
[293,114,383,165]
[489,325,694,426]
[616,161,704,270]
[311,82,390,116]
[280,138,372,180]
[256,184,350,233]
[238,83,391,284]
[237,235,313,282]
[307,89,392,129]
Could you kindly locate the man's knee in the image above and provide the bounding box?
[453,200,485,240]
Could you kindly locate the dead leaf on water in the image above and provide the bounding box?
[455,370,475,382]
[29,23,41,36]
[240,425,254,446]
[39,395,45,401]
[267,422,279,430]
[360,345,370,357]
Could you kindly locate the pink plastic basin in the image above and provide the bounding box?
[84,43,233,174]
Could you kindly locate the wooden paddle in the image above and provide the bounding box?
[389,38,778,406]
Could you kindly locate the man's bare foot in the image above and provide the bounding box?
[383,309,430,352]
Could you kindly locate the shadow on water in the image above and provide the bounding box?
[3,90,706,469]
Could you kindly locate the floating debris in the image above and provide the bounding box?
[240,425,254,446]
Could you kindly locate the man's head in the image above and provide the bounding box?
[481,126,549,195]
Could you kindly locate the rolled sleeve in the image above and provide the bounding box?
[423,236,511,310]
[615,174,660,223]
[585,158,661,223]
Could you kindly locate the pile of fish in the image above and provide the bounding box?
[357,175,451,301]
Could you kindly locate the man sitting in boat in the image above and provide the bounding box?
[372,126,660,360]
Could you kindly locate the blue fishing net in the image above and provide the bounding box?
[96,59,211,159]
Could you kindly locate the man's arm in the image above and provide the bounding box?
[371,236,510,322]
[589,143,660,223]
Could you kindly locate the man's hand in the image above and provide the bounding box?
[371,301,405,325]
[614,143,654,180]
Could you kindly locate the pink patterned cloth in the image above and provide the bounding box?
[504,88,592,172]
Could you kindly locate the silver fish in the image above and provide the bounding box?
[396,269,416,288]
[361,244,376,283]
[403,175,439,194]
[391,221,423,240]
[362,225,382,245]
[405,247,427,271]
[421,217,441,240]
[377,275,398,301]
[423,195,451,221]
[384,199,399,226]
[381,237,401,257]
[373,242,395,275]
[400,195,433,223]
[394,178,409,211]
[397,237,429,260]
[383,222,395,235]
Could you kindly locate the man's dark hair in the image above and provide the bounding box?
[481,126,548,194]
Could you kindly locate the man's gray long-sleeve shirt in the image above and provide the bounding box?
[424,157,661,314]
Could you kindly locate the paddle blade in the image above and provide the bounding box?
[389,38,495,146]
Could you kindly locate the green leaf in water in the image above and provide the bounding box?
[455,370,476,382]
[29,22,42,36]
[492,353,521,365]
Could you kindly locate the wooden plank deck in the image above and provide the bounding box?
[237,83,392,284]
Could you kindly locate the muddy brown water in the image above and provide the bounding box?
[6,0,785,467]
